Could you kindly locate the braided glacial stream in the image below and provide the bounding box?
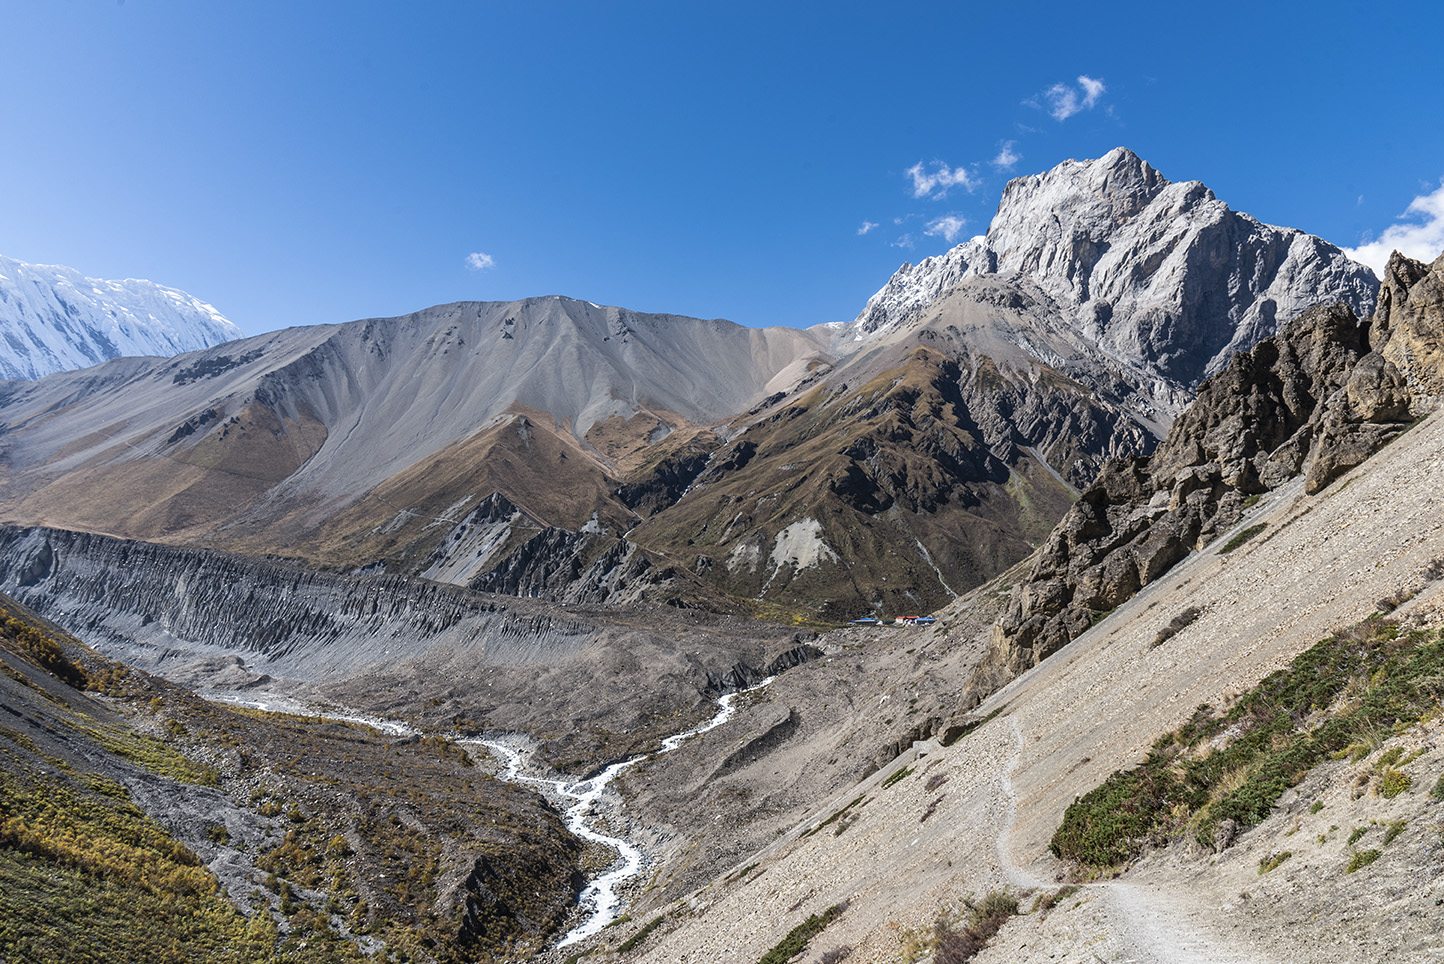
[467,677,772,947]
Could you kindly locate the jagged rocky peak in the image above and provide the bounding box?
[988,146,1170,261]
[0,254,242,380]
[1374,249,1444,400]
[852,148,1379,395]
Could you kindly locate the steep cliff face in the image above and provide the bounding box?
[968,250,1443,706]
[1375,249,1444,400]
[0,524,600,680]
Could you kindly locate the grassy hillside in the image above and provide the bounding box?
[1052,606,1444,872]
[0,593,581,963]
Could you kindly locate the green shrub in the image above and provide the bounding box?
[1432,774,1444,801]
[1257,851,1291,874]
[756,903,847,964]
[1382,820,1407,846]
[1376,590,1415,614]
[802,797,865,839]
[933,890,1018,964]
[1346,849,1381,873]
[1220,523,1268,553]
[1379,769,1411,798]
[1309,800,1325,814]
[615,914,665,954]
[1150,606,1203,649]
[1346,826,1368,847]
[1031,885,1080,916]
[1051,617,1444,871]
[1051,761,1183,867]
[881,765,914,790]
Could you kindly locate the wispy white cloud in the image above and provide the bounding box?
[924,215,967,243]
[992,141,1021,171]
[858,220,879,236]
[465,251,496,271]
[906,161,978,199]
[890,234,915,249]
[1344,179,1444,275]
[1036,74,1107,121]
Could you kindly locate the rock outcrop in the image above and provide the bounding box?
[967,251,1444,707]
[703,642,824,696]
[1375,249,1444,400]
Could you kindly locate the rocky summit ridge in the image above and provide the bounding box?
[852,147,1377,413]
[0,253,242,379]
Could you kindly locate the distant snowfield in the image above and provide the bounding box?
[0,254,242,379]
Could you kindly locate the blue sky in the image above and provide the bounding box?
[3,1,1442,337]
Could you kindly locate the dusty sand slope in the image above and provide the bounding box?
[593,407,1444,963]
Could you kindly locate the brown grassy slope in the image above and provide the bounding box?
[5,400,325,545]
[628,348,1077,617]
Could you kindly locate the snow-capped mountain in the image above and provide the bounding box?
[0,255,242,379]
[851,147,1378,393]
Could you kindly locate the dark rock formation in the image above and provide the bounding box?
[617,446,717,516]
[1375,250,1444,400]
[967,250,1444,708]
[703,641,824,696]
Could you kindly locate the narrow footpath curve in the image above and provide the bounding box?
[994,717,1276,964]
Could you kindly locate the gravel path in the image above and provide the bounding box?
[990,717,1276,964]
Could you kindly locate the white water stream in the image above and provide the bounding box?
[205,680,769,949]
[201,692,420,736]
[469,677,772,947]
